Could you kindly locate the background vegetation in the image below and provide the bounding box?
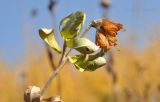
[1,40,160,102]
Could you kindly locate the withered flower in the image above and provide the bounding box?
[92,19,123,51]
[96,32,110,50]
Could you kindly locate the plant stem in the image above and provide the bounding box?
[41,24,92,96]
[80,23,92,37]
[41,58,68,95]
[58,41,67,65]
[65,49,72,57]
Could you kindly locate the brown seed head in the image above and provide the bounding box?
[93,19,123,51]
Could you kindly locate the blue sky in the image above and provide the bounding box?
[0,0,160,64]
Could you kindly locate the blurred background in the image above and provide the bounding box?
[0,0,160,102]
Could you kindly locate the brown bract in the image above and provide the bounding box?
[92,19,123,51]
[96,32,110,50]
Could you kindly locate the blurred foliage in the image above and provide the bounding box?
[1,40,160,102]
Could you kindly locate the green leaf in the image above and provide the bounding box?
[39,28,62,54]
[69,54,89,72]
[69,54,106,72]
[59,11,86,39]
[85,57,106,71]
[68,55,82,63]
[66,38,99,54]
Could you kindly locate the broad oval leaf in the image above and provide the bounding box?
[85,57,106,71]
[59,11,86,39]
[39,28,62,54]
[66,38,99,54]
[69,54,106,72]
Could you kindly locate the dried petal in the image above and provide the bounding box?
[96,32,110,50]
[107,36,117,46]
[102,19,123,36]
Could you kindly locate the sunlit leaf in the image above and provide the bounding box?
[68,55,82,63]
[69,54,89,72]
[85,57,106,71]
[66,38,99,54]
[59,11,86,39]
[69,54,106,72]
[39,28,62,54]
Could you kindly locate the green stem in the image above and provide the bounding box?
[65,49,72,57]
[41,41,68,96]
[80,23,92,37]
[58,41,67,65]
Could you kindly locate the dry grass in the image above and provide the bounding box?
[0,40,160,102]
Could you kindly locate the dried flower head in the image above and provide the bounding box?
[24,86,41,102]
[96,32,110,50]
[92,19,123,51]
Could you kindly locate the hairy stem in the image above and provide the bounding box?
[41,58,68,95]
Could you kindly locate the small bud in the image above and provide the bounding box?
[24,86,41,102]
